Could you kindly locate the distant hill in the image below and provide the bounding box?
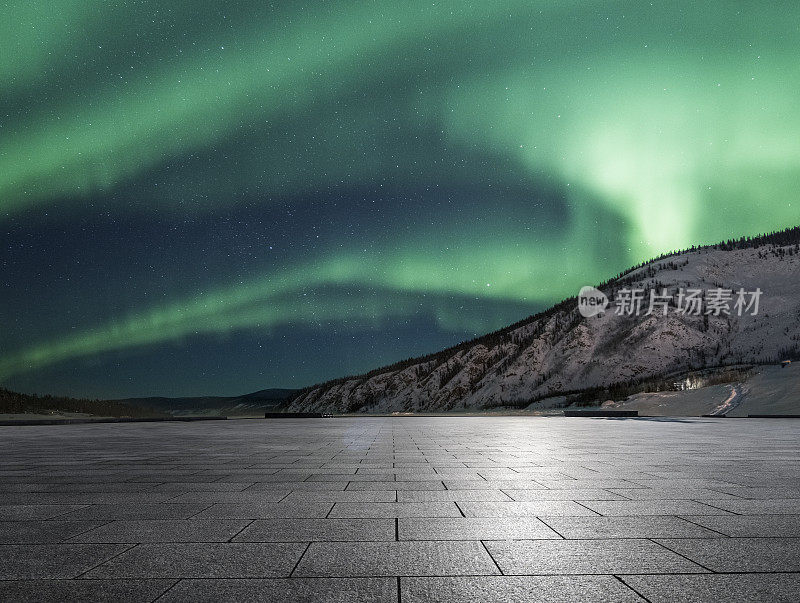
[116,388,298,416]
[240,388,299,401]
[289,226,800,413]
[0,388,167,418]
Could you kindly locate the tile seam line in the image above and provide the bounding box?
[646,538,716,573]
[44,505,93,521]
[673,515,732,537]
[613,574,653,602]
[534,516,567,539]
[183,502,216,520]
[571,500,604,516]
[480,539,505,576]
[288,542,312,577]
[72,542,139,579]
[62,519,118,542]
[689,499,742,515]
[703,486,750,499]
[227,518,257,543]
[148,578,182,603]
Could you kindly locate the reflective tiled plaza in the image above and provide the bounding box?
[1,417,799,601]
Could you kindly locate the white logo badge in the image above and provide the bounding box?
[577,286,609,318]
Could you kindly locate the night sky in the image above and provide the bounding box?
[2,1,798,398]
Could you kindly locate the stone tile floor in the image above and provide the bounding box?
[0,416,798,602]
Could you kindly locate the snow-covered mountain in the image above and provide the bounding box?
[289,228,800,413]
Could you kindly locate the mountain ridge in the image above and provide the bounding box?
[288,226,800,413]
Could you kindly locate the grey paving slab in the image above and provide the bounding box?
[192,502,332,519]
[399,517,561,540]
[84,543,307,578]
[627,478,741,489]
[424,469,485,478]
[503,489,629,501]
[485,539,708,574]
[439,479,516,490]
[307,473,397,482]
[0,492,177,505]
[578,500,733,516]
[294,541,500,577]
[233,518,395,542]
[655,537,800,572]
[322,463,393,470]
[151,482,256,492]
[0,544,131,579]
[705,487,800,499]
[166,490,291,503]
[246,481,349,491]
[126,474,210,483]
[476,468,524,478]
[0,579,175,602]
[401,576,642,602]
[328,502,461,518]
[359,466,438,474]
[0,476,119,485]
[459,501,598,517]
[621,573,800,603]
[345,480,445,491]
[679,514,800,537]
[540,516,723,539]
[606,488,742,500]
[689,498,800,514]
[0,483,158,493]
[533,479,647,489]
[159,577,397,602]
[55,502,211,521]
[213,474,313,483]
[204,468,280,475]
[0,521,104,544]
[397,489,512,502]
[282,490,397,503]
[507,467,582,476]
[68,519,251,543]
[0,505,88,520]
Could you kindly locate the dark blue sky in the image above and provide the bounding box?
[2,1,797,397]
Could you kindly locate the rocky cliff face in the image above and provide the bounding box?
[289,236,800,413]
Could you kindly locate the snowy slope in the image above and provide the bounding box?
[289,239,800,413]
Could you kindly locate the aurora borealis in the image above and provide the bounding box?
[2,1,798,398]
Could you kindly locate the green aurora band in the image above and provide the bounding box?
[1,0,798,384]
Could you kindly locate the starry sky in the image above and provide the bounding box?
[2,1,798,398]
